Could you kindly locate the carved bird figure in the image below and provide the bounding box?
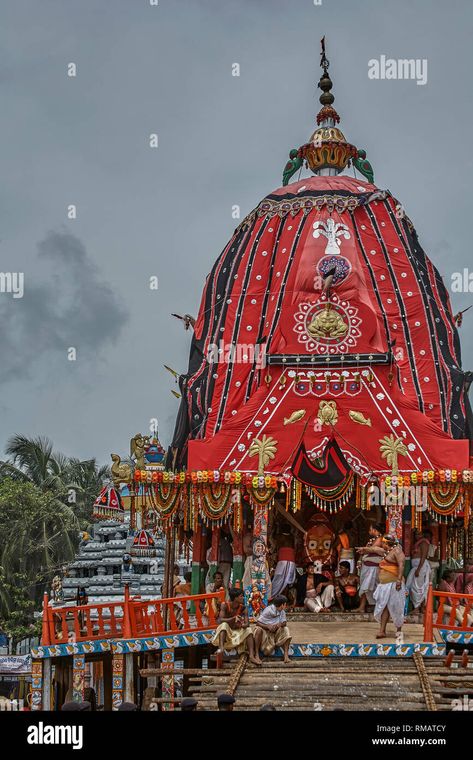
[283,149,303,186]
[171,313,196,330]
[353,149,374,184]
[111,453,132,485]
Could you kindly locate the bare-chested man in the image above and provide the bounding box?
[370,535,405,638]
[211,587,262,665]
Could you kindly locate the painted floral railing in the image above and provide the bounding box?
[41,588,225,645]
[423,585,473,641]
[129,590,225,637]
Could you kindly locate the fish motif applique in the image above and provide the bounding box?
[283,409,306,425]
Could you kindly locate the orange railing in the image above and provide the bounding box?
[424,584,473,641]
[41,588,225,645]
[129,590,224,636]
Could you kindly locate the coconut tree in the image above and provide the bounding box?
[0,479,79,644]
[379,434,408,476]
[0,435,110,526]
[66,457,110,523]
[248,435,278,476]
[0,435,69,490]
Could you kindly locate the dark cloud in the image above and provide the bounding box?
[0,230,128,383]
[0,0,471,461]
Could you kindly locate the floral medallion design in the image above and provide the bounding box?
[293,294,362,354]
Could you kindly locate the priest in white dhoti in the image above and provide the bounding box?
[406,529,432,611]
[270,527,297,598]
[371,535,406,638]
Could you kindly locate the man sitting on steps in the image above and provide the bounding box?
[212,587,262,666]
[253,595,292,663]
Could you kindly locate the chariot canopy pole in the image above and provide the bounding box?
[163,517,177,628]
[462,526,467,594]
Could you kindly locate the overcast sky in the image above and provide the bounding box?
[0,0,472,466]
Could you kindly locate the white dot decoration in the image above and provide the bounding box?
[227,299,232,304]
[424,377,430,382]
[361,225,366,230]
[415,321,420,327]
[235,381,241,387]
[262,251,268,257]
[387,298,393,304]
[256,275,262,280]
[370,250,376,255]
[420,350,426,355]
[251,299,256,304]
[231,410,237,416]
[380,275,386,281]
[288,226,293,230]
[393,248,399,253]
[407,291,413,296]
[246,326,252,331]
[401,273,407,278]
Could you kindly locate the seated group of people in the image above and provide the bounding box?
[297,560,360,613]
[438,569,473,627]
[212,589,292,666]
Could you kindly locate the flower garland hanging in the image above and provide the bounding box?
[147,482,182,520]
[304,472,355,513]
[382,470,473,486]
[427,482,464,520]
[200,483,233,524]
[247,484,276,510]
[286,479,302,512]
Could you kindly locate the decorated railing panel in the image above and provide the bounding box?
[41,589,225,645]
[424,585,473,641]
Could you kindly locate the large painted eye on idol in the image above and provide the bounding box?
[323,539,332,550]
[308,540,318,551]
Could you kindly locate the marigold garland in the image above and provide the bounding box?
[427,482,463,516]
[304,472,355,513]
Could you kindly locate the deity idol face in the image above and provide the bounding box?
[253,538,266,557]
[305,521,335,563]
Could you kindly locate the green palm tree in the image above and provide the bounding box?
[0,435,67,489]
[0,435,110,526]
